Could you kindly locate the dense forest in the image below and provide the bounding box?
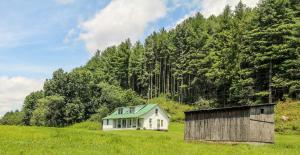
[1,0,299,127]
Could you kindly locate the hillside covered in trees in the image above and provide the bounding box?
[1,0,299,127]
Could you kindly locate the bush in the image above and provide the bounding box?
[292,125,299,131]
[30,95,65,126]
[88,106,109,122]
[193,97,217,109]
[0,110,24,125]
[98,82,144,111]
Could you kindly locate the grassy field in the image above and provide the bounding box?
[0,123,300,155]
[275,100,300,134]
[1,99,299,155]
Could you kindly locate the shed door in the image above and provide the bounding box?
[157,119,160,129]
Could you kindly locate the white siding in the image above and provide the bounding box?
[102,118,139,131]
[102,119,113,130]
[141,106,169,130]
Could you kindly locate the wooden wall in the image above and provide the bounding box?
[249,106,274,143]
[184,105,275,143]
[184,108,250,142]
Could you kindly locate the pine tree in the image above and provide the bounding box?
[248,0,298,103]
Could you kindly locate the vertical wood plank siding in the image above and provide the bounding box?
[249,106,274,143]
[184,104,274,143]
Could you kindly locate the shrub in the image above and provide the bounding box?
[0,110,24,125]
[193,97,216,109]
[88,106,109,122]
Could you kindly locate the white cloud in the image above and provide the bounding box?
[199,0,260,18]
[170,0,260,27]
[0,76,44,116]
[79,0,167,54]
[64,28,77,44]
[56,0,74,5]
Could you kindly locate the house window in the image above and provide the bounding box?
[118,108,123,114]
[132,119,136,128]
[117,119,121,128]
[149,118,152,128]
[106,119,109,125]
[155,109,158,116]
[126,119,130,128]
[161,120,163,127]
[138,118,142,128]
[261,109,264,114]
[129,119,132,126]
[157,119,160,128]
[130,107,135,114]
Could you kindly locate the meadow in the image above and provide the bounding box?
[0,122,299,155]
[0,99,299,155]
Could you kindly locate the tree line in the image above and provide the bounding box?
[87,0,299,105]
[1,0,299,126]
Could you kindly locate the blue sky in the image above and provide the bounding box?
[0,0,108,78]
[0,0,259,116]
[0,0,201,78]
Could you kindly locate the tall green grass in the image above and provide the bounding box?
[68,121,101,130]
[275,100,300,134]
[0,123,300,155]
[147,96,194,122]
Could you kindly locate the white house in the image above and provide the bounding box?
[102,104,170,131]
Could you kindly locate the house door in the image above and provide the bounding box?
[157,119,160,129]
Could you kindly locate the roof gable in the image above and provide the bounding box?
[103,104,157,119]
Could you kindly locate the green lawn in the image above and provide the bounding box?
[0,123,299,155]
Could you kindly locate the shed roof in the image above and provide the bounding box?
[184,103,276,113]
[102,104,157,119]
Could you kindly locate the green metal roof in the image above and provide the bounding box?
[102,104,157,119]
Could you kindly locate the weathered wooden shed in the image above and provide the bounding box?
[184,103,275,143]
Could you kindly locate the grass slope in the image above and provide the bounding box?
[0,123,300,155]
[275,100,300,134]
[147,96,194,122]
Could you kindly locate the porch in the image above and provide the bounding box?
[112,118,143,129]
